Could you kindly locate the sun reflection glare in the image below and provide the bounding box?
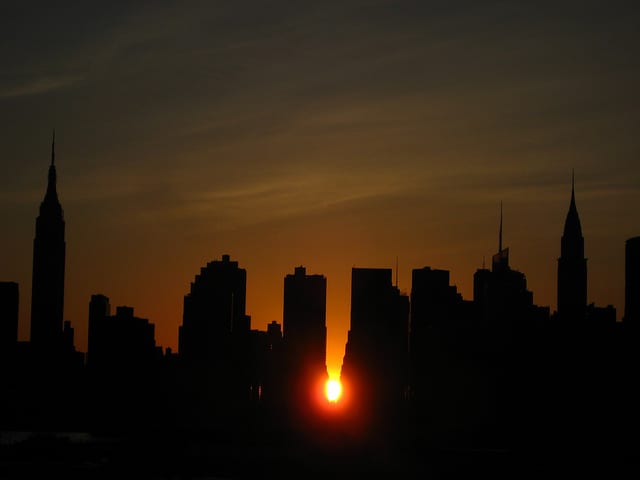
[326,379,342,403]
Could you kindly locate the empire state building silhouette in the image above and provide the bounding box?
[30,132,66,351]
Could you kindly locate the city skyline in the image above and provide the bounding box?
[1,143,636,377]
[2,2,639,378]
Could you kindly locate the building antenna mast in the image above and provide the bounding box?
[499,201,503,253]
[395,255,399,289]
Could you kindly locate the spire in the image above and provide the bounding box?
[498,201,503,253]
[395,255,398,288]
[558,169,587,321]
[570,168,576,206]
[51,129,55,166]
[43,131,60,208]
[561,170,584,257]
[564,171,582,235]
[492,202,509,272]
[31,131,66,349]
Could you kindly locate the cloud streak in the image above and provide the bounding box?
[0,75,81,98]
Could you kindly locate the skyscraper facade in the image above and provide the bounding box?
[283,266,327,374]
[410,267,468,405]
[341,267,409,423]
[30,133,66,351]
[87,294,111,368]
[282,266,327,407]
[178,254,253,421]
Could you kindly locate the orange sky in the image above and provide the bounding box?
[1,2,639,378]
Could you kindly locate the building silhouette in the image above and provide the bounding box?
[341,267,409,431]
[87,298,158,371]
[245,323,279,404]
[468,207,550,448]
[5,134,640,470]
[406,205,550,449]
[282,266,328,411]
[253,320,285,410]
[0,281,19,350]
[473,205,548,335]
[267,320,283,347]
[87,293,111,368]
[177,254,253,427]
[409,266,485,445]
[625,236,640,324]
[409,267,472,375]
[85,295,162,432]
[30,132,67,352]
[586,302,616,325]
[179,254,250,364]
[557,173,587,323]
[0,134,85,433]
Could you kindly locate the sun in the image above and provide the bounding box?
[325,379,342,403]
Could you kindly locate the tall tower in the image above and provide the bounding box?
[557,172,587,323]
[30,131,66,350]
[341,268,409,416]
[282,266,327,406]
[283,266,327,375]
[178,254,253,415]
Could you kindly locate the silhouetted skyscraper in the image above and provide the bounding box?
[625,236,640,324]
[30,132,66,351]
[282,266,327,409]
[474,206,548,333]
[0,282,19,349]
[179,254,250,364]
[492,202,509,273]
[88,303,157,370]
[341,268,409,424]
[283,266,327,375]
[177,255,254,422]
[557,173,587,323]
[87,294,111,369]
[409,267,468,401]
[411,267,464,333]
[267,320,282,343]
[85,297,160,432]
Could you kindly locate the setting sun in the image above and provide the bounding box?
[325,379,342,403]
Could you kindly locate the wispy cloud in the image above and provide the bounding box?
[0,75,81,98]
[173,168,419,229]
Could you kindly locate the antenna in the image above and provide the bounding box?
[51,129,56,166]
[499,201,503,253]
[395,256,398,288]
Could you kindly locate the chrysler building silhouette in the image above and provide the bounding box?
[557,171,587,323]
[30,131,66,351]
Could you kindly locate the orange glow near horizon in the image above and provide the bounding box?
[325,379,342,403]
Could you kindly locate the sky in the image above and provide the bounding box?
[1,1,639,378]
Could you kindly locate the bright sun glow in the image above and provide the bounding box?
[326,379,342,403]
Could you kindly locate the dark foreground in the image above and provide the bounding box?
[2,428,640,480]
